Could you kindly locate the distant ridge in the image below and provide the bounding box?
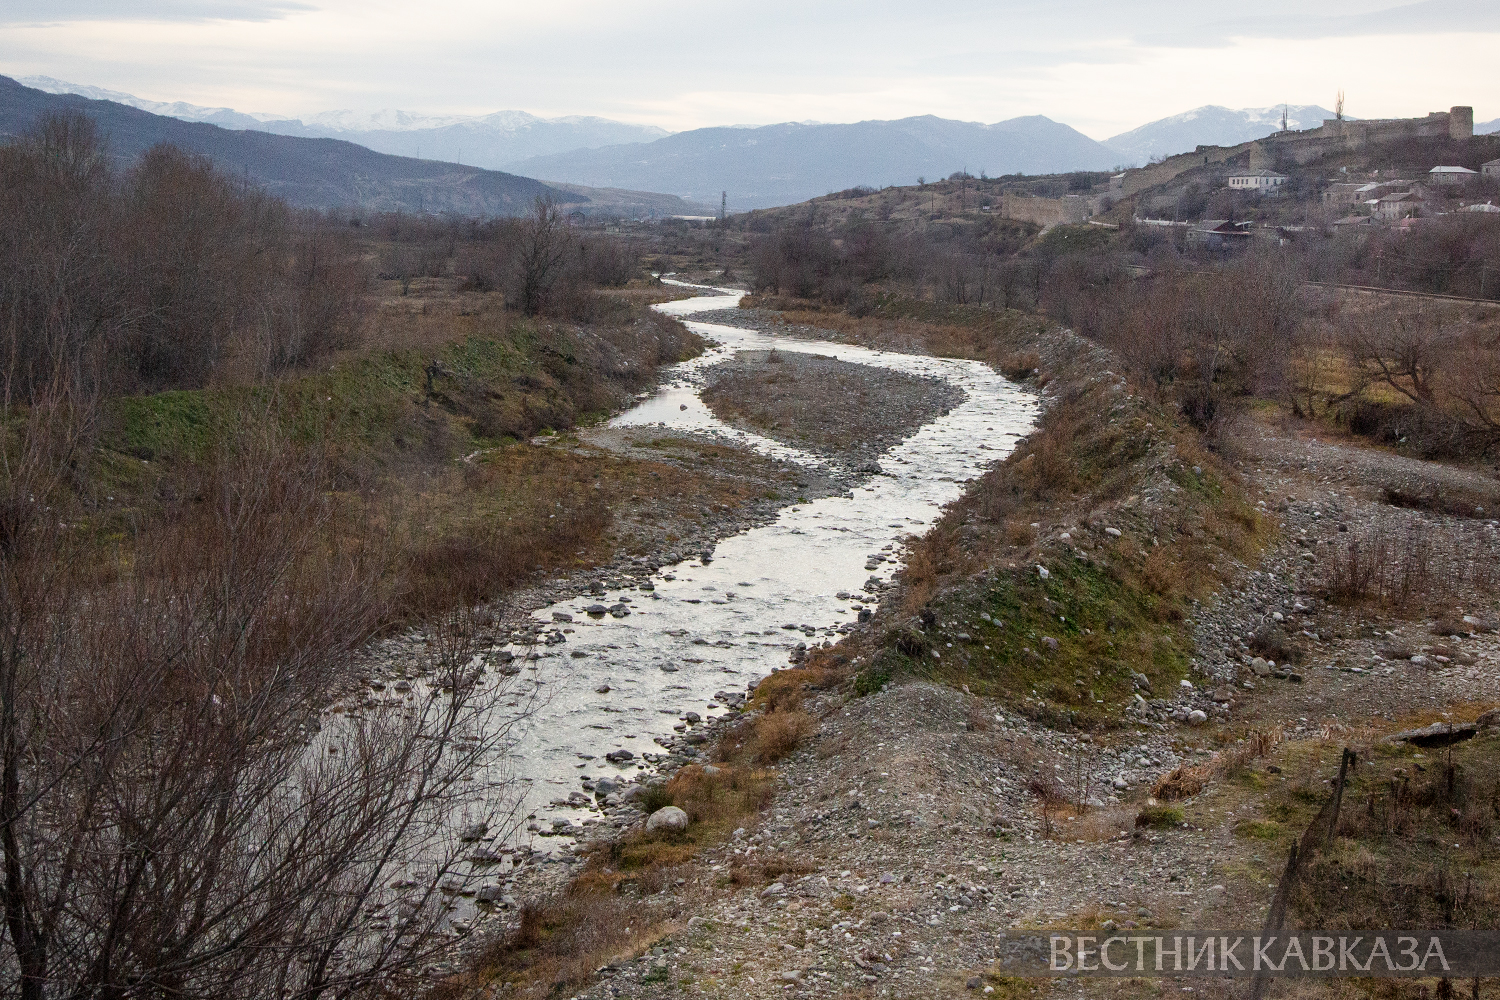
[0,77,711,217]
[1104,105,1341,165]
[507,115,1123,210]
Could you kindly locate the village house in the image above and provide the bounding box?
[1321,181,1366,210]
[1428,165,1478,186]
[1374,190,1425,220]
[1484,158,1500,179]
[1226,169,1288,193]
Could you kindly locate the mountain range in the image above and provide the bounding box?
[509,115,1124,210]
[9,76,1497,214]
[19,76,671,169]
[0,77,711,218]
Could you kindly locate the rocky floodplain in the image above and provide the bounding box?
[700,349,965,474]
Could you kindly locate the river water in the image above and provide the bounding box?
[490,284,1037,841]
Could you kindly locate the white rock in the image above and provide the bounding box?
[646,806,689,833]
[1036,565,1050,580]
[1105,527,1122,538]
[1187,710,1208,725]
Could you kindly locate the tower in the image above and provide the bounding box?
[720,190,726,222]
[1450,106,1474,140]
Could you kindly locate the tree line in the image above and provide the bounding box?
[745,205,1500,457]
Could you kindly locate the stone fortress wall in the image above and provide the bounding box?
[1119,106,1475,197]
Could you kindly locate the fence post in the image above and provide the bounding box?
[1248,841,1300,1000]
[1326,748,1357,849]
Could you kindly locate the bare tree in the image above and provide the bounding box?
[514,197,573,316]
[1340,307,1457,407]
[0,402,528,999]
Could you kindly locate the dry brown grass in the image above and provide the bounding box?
[1153,729,1281,801]
[716,710,818,765]
[1282,733,1500,933]
[747,664,843,713]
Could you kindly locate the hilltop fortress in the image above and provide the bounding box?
[1117,106,1475,197]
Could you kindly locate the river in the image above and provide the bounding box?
[482,283,1038,844]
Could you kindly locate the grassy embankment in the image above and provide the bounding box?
[738,293,1267,730]
[80,282,716,619]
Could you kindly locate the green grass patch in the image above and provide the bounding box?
[1232,819,1285,840]
[1135,804,1184,829]
[915,557,1188,728]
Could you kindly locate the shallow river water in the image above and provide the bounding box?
[492,284,1037,837]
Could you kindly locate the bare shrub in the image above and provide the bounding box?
[1337,305,1500,457]
[1324,517,1498,609]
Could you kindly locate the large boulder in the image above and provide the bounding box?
[646,806,689,834]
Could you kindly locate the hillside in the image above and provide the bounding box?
[0,77,710,218]
[509,115,1122,210]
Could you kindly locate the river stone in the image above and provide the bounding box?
[605,749,635,763]
[476,884,505,903]
[646,806,689,833]
[585,604,609,617]
[458,823,488,842]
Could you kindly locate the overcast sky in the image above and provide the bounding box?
[2,0,1496,137]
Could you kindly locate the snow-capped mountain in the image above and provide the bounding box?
[16,77,671,168]
[19,75,282,128]
[1104,104,1341,165]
